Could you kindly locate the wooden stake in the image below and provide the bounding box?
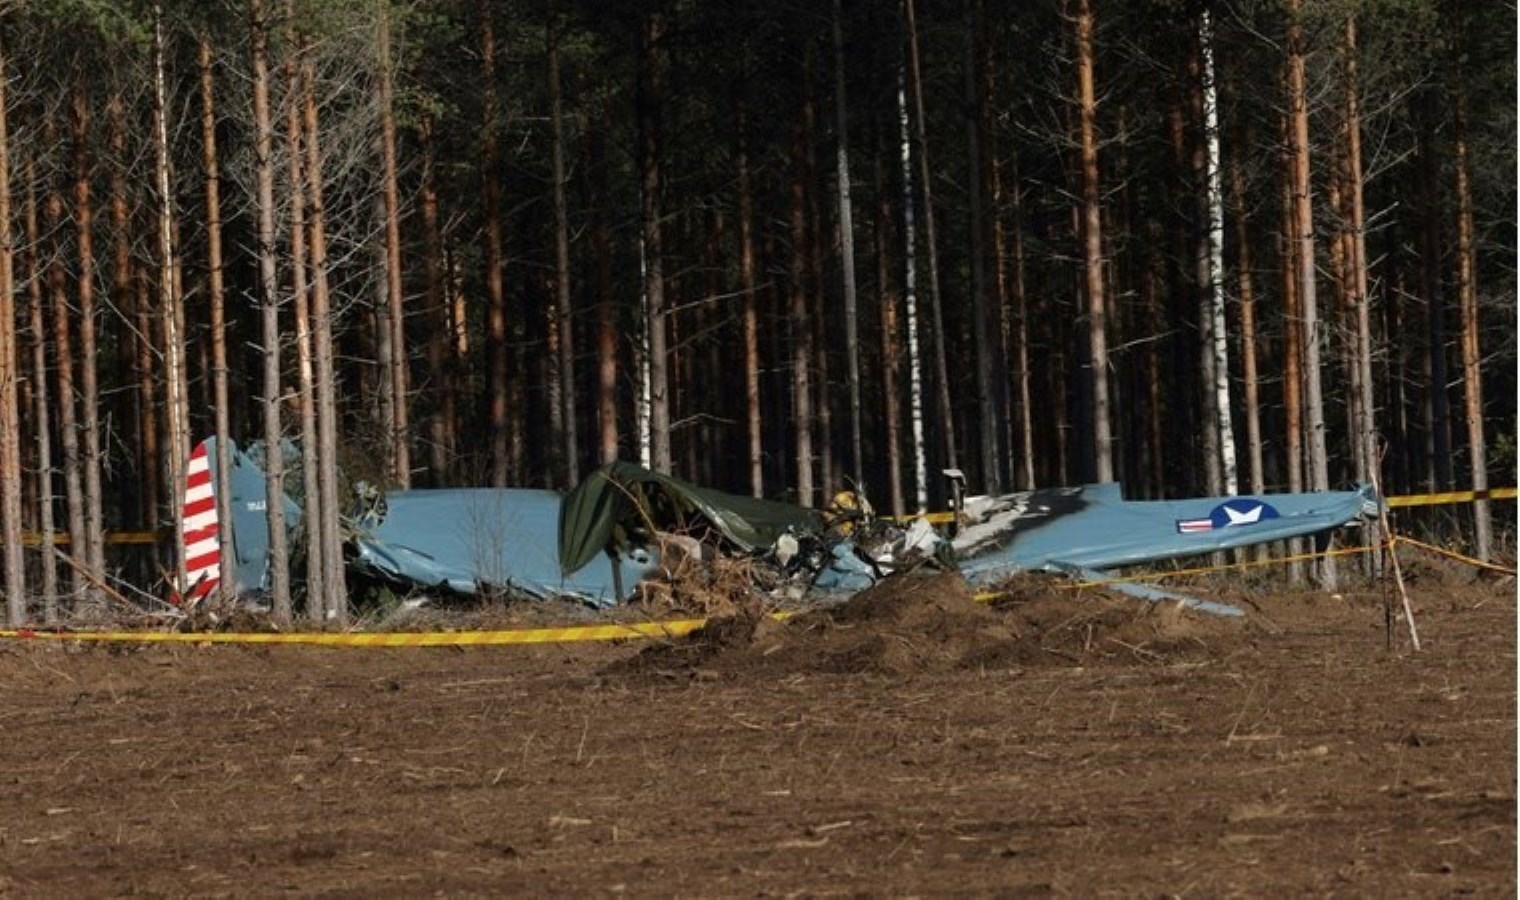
[1371,446,1420,651]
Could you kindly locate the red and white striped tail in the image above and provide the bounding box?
[179,440,221,606]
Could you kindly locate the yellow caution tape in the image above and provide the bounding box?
[1387,487,1517,508]
[0,618,711,648]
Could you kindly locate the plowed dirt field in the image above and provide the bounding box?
[0,567,1513,896]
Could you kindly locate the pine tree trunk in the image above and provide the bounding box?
[0,29,21,625]
[420,116,450,483]
[304,56,349,624]
[283,22,324,618]
[70,86,105,588]
[200,34,237,604]
[548,20,578,486]
[1285,0,1331,585]
[1075,0,1113,482]
[831,0,863,486]
[23,170,57,620]
[1452,92,1491,561]
[734,93,763,496]
[45,129,87,603]
[1009,157,1036,491]
[789,114,815,507]
[249,0,291,621]
[965,0,1001,494]
[377,1,410,487]
[1230,155,1264,494]
[1341,16,1380,558]
[1416,119,1452,490]
[588,127,619,467]
[480,12,510,486]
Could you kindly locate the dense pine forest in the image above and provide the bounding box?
[0,0,1512,625]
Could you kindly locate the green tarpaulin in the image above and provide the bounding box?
[558,462,823,575]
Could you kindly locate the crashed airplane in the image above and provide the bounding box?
[179,438,1379,617]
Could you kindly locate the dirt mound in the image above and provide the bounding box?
[608,572,1249,681]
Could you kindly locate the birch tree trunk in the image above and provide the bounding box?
[1075,0,1113,483]
[897,75,928,511]
[1200,8,1236,494]
[904,0,958,480]
[420,117,450,482]
[637,10,671,474]
[875,150,904,516]
[249,0,291,620]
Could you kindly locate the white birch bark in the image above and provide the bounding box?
[897,77,928,512]
[1202,9,1237,494]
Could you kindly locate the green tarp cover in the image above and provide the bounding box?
[558,462,823,575]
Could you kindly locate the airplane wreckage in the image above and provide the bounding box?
[179,438,1381,618]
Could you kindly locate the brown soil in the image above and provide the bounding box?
[0,570,1513,896]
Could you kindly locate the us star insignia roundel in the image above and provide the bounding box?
[1175,499,1281,534]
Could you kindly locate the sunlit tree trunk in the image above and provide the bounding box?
[1452,92,1491,561]
[1199,8,1236,494]
[0,29,21,625]
[199,34,236,604]
[44,123,86,603]
[904,0,958,479]
[1341,17,1380,562]
[70,85,105,588]
[1285,1,1330,585]
[23,169,57,620]
[249,0,291,621]
[304,56,349,624]
[1075,0,1113,482]
[283,19,324,617]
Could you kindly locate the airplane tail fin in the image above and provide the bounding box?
[179,439,222,607]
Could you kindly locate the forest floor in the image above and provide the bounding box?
[0,561,1513,896]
